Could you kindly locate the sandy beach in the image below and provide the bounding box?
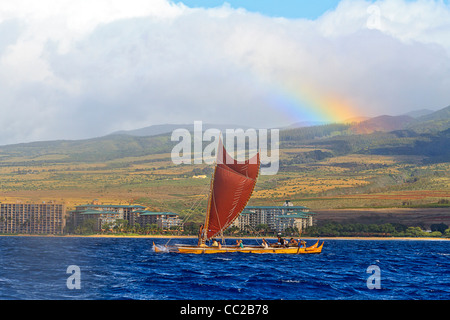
[1,234,449,241]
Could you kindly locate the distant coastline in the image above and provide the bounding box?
[1,234,449,241]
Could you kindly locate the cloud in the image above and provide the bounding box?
[0,0,449,145]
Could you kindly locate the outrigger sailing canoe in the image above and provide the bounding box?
[153,138,323,254]
[154,240,324,254]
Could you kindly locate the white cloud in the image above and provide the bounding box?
[0,0,449,145]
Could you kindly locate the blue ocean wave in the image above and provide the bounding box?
[0,237,449,300]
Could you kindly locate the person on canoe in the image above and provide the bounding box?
[261,238,269,249]
[289,238,298,247]
[276,235,283,247]
[197,224,205,246]
[277,236,289,247]
[298,240,306,248]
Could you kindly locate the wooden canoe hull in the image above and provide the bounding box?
[153,241,324,255]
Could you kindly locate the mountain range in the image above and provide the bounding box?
[109,107,447,138]
[110,123,255,137]
[0,105,448,164]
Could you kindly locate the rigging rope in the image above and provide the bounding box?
[181,179,211,225]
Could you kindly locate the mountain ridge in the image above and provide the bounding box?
[0,105,448,164]
[110,123,255,137]
[349,115,415,134]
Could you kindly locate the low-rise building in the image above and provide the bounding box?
[73,203,146,226]
[69,202,182,232]
[136,211,182,230]
[72,209,124,231]
[276,212,314,233]
[234,200,315,234]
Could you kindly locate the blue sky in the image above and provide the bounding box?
[178,0,450,19]
[1,0,450,144]
[177,0,342,19]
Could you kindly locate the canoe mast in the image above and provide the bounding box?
[199,138,260,246]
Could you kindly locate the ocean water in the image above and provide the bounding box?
[0,236,449,300]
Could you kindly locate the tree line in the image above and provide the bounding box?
[66,217,450,239]
[303,222,449,238]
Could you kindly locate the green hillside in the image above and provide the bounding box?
[0,105,448,216]
[0,134,173,164]
[0,105,448,165]
[279,105,450,163]
[406,105,450,133]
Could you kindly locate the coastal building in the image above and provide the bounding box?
[71,208,124,232]
[0,203,66,234]
[135,211,182,230]
[276,212,314,233]
[234,200,315,234]
[69,202,182,232]
[72,203,146,227]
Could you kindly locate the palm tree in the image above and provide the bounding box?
[255,224,270,236]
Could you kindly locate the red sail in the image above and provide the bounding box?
[205,140,260,240]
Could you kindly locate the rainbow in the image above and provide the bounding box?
[267,82,359,124]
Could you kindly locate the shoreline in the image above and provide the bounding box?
[0,234,449,241]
